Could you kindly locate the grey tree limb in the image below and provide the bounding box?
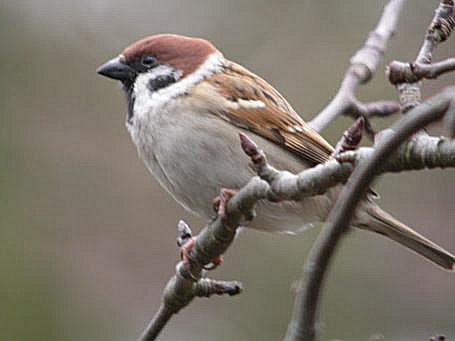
[281,3,455,340]
[284,87,455,341]
[138,88,455,341]
[388,0,455,112]
[388,58,455,84]
[136,1,455,340]
[308,0,405,132]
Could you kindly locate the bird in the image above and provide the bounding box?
[97,34,454,270]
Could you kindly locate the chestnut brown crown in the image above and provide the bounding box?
[121,34,219,77]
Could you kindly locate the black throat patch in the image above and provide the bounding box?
[122,82,135,123]
[122,71,179,123]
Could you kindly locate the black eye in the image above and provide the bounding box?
[141,55,157,68]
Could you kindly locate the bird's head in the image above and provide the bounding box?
[97,34,222,120]
[97,34,220,89]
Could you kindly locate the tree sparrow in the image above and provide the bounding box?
[97,34,454,270]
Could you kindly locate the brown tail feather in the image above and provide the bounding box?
[359,205,455,270]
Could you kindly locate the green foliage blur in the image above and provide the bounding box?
[1,1,454,340]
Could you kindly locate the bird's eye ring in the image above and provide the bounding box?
[141,56,157,68]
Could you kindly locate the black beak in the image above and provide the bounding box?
[97,57,136,82]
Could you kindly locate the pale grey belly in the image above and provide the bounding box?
[129,108,335,233]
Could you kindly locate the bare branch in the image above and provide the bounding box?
[136,3,455,339]
[308,0,405,132]
[137,204,250,341]
[138,274,242,341]
[353,100,400,119]
[284,88,455,341]
[416,0,455,65]
[194,278,243,297]
[389,0,455,112]
[138,87,455,341]
[388,58,455,84]
[242,125,455,205]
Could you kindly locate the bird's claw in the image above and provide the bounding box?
[177,220,224,270]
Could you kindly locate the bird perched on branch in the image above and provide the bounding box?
[97,34,454,270]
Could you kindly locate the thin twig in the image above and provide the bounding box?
[137,201,250,341]
[284,88,455,341]
[308,0,405,132]
[136,2,455,339]
[389,0,455,112]
[138,89,455,340]
[388,58,455,84]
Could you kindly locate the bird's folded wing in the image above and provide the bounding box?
[199,61,334,166]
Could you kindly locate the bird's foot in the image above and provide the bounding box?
[177,220,223,270]
[213,188,255,226]
[212,188,238,215]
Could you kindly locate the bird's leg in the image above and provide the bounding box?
[212,196,222,215]
[180,185,256,271]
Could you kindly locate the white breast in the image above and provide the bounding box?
[125,53,336,233]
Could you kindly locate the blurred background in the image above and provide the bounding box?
[1,0,454,340]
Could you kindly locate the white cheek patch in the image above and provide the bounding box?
[132,52,224,119]
[133,65,181,118]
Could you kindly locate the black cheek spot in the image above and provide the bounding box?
[148,74,177,92]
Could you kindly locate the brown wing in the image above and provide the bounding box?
[200,61,334,165]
